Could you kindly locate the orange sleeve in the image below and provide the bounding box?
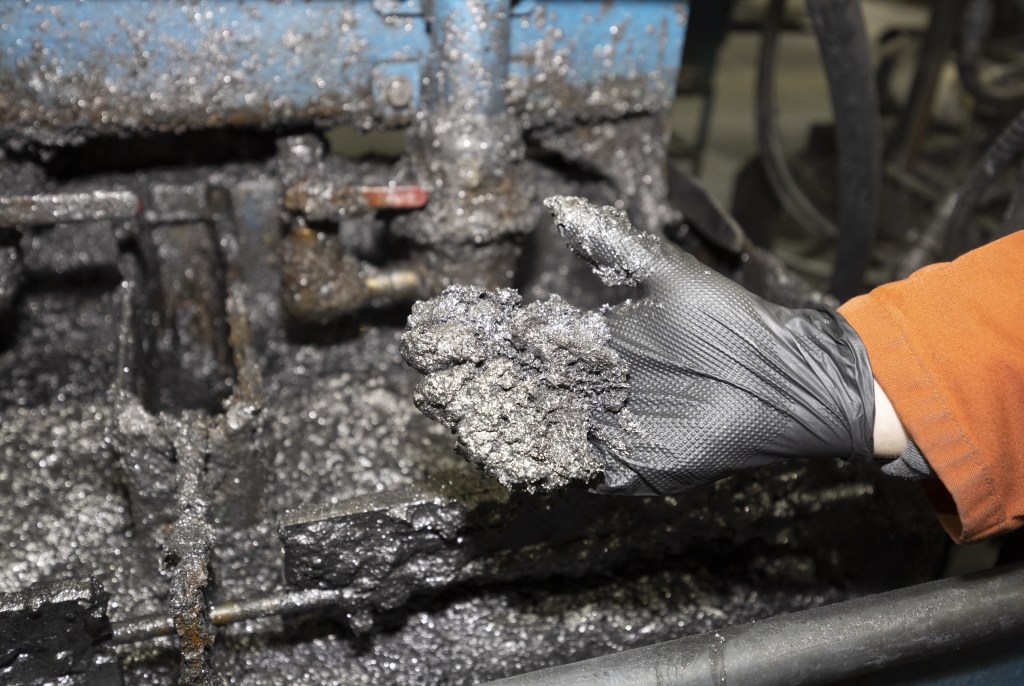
[838,231,1024,543]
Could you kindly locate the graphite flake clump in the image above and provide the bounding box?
[401,285,629,492]
[543,195,660,287]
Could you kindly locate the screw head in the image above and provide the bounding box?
[384,76,414,109]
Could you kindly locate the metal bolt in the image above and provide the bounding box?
[384,76,413,109]
[277,134,324,164]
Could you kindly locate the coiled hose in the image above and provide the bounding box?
[957,0,1024,109]
[757,0,881,299]
[896,106,1024,276]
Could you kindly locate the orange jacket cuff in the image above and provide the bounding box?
[837,229,1024,544]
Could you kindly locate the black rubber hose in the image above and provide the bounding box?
[756,0,881,299]
[806,0,882,300]
[1001,159,1024,236]
[957,0,1024,109]
[896,106,1024,276]
[756,0,839,243]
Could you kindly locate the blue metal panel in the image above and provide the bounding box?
[0,1,688,142]
[0,1,429,139]
[0,2,427,100]
[431,0,511,115]
[510,0,688,122]
[852,633,1024,686]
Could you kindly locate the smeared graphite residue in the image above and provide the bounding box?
[401,285,629,492]
[543,195,659,287]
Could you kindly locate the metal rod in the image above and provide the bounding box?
[109,589,344,645]
[486,562,1024,686]
[0,190,141,226]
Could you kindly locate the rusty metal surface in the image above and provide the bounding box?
[166,418,216,686]
[284,182,429,220]
[0,190,140,227]
[0,1,685,146]
[0,1,425,146]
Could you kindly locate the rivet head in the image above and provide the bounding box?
[384,76,413,109]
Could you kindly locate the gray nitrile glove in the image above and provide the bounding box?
[544,196,877,494]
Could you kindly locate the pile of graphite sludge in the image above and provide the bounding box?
[401,285,628,492]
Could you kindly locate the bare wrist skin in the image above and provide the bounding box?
[873,379,909,458]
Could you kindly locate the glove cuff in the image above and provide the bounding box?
[881,440,936,480]
[831,310,877,461]
[762,305,876,463]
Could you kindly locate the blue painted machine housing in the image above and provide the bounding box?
[0,0,688,144]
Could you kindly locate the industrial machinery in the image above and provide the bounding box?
[1,1,1021,684]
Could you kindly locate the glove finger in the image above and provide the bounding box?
[544,195,662,288]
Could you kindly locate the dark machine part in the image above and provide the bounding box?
[143,222,235,413]
[0,190,141,226]
[666,163,837,309]
[165,419,216,686]
[20,220,120,280]
[957,0,1024,110]
[757,0,881,299]
[279,478,801,625]
[757,0,838,244]
[280,225,437,325]
[751,0,1024,291]
[109,589,345,645]
[0,145,952,683]
[0,577,120,685]
[0,246,22,315]
[896,106,1024,275]
[0,1,989,684]
[878,0,1024,273]
[1001,158,1024,234]
[488,561,1024,686]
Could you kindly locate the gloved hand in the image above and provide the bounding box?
[544,196,877,494]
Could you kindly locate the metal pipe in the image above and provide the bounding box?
[487,562,1024,686]
[0,190,140,227]
[430,0,510,115]
[280,225,435,323]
